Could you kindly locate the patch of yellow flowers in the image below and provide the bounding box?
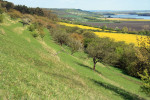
[59,22,102,31]
[95,32,149,46]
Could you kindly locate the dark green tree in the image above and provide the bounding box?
[87,38,117,71]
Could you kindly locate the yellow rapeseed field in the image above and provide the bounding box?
[95,32,149,46]
[59,22,102,31]
[59,22,149,46]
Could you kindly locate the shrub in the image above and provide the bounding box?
[101,25,107,30]
[64,26,79,33]
[47,23,56,29]
[33,15,56,29]
[28,24,36,31]
[70,33,83,43]
[122,27,128,33]
[67,37,83,55]
[8,9,22,19]
[51,28,69,46]
[28,23,45,39]
[31,30,39,38]
[75,29,85,34]
[38,27,45,40]
[82,31,97,48]
[22,14,35,23]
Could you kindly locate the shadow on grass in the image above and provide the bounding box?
[76,62,102,74]
[91,79,145,100]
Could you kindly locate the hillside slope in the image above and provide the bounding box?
[0,15,149,100]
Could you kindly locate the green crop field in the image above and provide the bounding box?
[0,14,149,100]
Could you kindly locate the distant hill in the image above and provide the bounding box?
[48,8,101,16]
[45,8,103,22]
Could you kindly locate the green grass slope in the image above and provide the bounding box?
[0,15,150,100]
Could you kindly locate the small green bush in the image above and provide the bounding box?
[31,31,39,38]
[28,24,36,32]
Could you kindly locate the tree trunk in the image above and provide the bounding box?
[93,62,96,71]
[93,57,96,71]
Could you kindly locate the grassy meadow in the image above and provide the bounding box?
[1,14,150,100]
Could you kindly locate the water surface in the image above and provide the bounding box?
[104,14,150,19]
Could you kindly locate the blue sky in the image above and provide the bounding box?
[7,0,150,10]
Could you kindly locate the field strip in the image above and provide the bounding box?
[99,18,150,21]
[59,22,103,31]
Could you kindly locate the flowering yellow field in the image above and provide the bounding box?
[59,22,149,46]
[95,32,149,46]
[59,22,102,31]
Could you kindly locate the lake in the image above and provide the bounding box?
[104,14,150,19]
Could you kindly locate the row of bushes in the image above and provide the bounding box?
[50,28,83,54]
